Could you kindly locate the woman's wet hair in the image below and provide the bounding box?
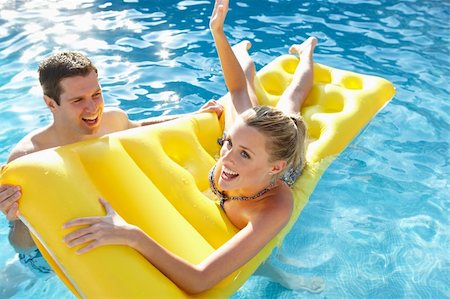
[38,51,98,105]
[240,106,307,179]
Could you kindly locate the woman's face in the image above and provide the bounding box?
[217,119,275,194]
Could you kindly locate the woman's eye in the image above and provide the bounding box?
[225,139,232,148]
[217,137,224,146]
[240,151,250,159]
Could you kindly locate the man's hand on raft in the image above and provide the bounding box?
[0,184,21,221]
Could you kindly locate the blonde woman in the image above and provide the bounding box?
[63,0,317,294]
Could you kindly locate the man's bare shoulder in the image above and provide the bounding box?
[101,107,135,131]
[7,127,52,163]
[103,107,127,116]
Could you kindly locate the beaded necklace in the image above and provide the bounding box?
[208,165,275,210]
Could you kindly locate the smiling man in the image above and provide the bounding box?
[0,51,223,274]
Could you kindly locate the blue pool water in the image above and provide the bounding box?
[0,0,449,298]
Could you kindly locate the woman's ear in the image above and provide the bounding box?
[44,95,58,112]
[270,160,287,175]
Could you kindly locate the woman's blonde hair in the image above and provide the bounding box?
[240,106,307,179]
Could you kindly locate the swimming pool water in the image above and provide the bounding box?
[0,0,449,298]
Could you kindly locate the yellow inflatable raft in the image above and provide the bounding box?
[1,55,395,298]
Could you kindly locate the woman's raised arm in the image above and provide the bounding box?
[210,0,252,126]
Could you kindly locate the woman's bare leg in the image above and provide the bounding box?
[231,40,259,107]
[276,36,318,115]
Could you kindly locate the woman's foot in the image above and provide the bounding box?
[289,36,318,56]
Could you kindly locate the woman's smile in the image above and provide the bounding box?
[220,165,239,181]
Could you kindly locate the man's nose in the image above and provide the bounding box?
[85,98,97,112]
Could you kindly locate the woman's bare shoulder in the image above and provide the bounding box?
[253,183,294,228]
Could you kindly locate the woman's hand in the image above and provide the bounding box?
[209,0,229,33]
[63,197,138,254]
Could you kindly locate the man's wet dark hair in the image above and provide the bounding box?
[38,52,98,105]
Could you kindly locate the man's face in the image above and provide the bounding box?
[55,70,104,136]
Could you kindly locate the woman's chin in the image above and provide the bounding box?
[218,177,236,191]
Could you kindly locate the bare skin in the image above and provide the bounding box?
[232,40,259,107]
[278,36,318,113]
[226,36,317,121]
[63,0,317,294]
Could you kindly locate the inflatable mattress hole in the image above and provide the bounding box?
[280,56,299,74]
[259,72,286,96]
[305,120,322,141]
[340,75,363,90]
[313,65,332,84]
[322,91,345,113]
[302,86,322,108]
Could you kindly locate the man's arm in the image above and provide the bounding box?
[132,114,191,127]
[2,141,39,252]
[127,100,224,128]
